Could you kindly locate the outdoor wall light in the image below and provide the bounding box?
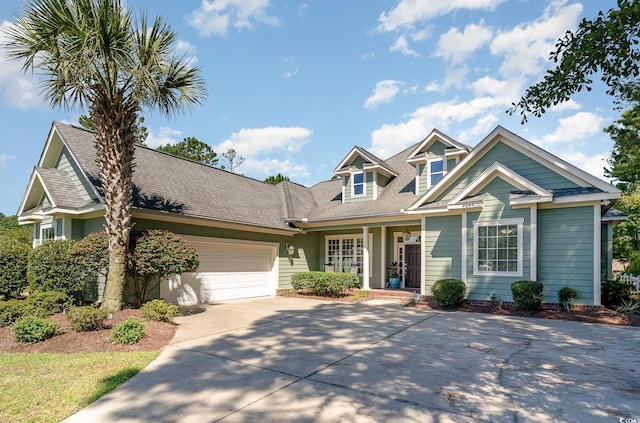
[286,243,296,256]
[402,228,412,242]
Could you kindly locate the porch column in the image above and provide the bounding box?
[380,226,387,289]
[362,226,370,290]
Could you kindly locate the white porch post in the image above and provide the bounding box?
[362,226,370,290]
[380,226,387,289]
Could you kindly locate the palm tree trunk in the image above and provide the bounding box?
[91,89,138,312]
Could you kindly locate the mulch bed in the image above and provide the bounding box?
[0,308,176,353]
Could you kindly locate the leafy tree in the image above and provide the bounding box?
[0,238,30,300]
[604,102,640,192]
[69,230,109,301]
[264,173,290,184]
[127,229,199,308]
[509,0,640,122]
[27,240,84,303]
[222,148,245,173]
[79,114,149,146]
[0,214,31,245]
[5,0,206,311]
[157,137,219,166]
[613,189,640,265]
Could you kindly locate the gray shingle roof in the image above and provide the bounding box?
[35,166,92,209]
[55,122,294,232]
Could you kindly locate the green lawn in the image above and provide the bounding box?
[0,352,159,423]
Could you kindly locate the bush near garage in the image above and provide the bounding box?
[140,299,178,323]
[511,280,544,314]
[291,271,360,297]
[110,317,145,344]
[0,238,30,300]
[431,279,466,308]
[0,291,70,327]
[66,306,110,332]
[558,287,580,311]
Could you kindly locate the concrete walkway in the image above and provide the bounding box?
[64,297,640,422]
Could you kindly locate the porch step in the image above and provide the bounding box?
[367,288,419,301]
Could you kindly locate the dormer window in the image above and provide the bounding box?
[352,171,365,196]
[428,158,445,187]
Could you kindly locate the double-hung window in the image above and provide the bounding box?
[473,218,523,276]
[428,158,445,187]
[352,171,365,196]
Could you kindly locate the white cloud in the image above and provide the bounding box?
[364,80,404,110]
[215,126,312,158]
[175,40,199,65]
[389,35,419,57]
[0,153,9,167]
[434,22,493,66]
[377,0,505,33]
[490,3,583,78]
[550,99,582,113]
[556,150,609,181]
[188,0,279,37]
[537,112,606,147]
[0,21,45,110]
[243,157,310,180]
[146,127,182,148]
[283,70,298,79]
[424,81,443,92]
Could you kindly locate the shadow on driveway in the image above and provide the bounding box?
[64,298,640,422]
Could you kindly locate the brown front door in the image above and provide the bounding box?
[405,244,421,289]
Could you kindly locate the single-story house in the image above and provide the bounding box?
[17,122,623,306]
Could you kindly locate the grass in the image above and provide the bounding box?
[0,351,159,423]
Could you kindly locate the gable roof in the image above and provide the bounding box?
[333,146,398,178]
[406,128,471,163]
[409,125,621,211]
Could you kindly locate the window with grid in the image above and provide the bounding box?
[352,171,364,196]
[325,236,365,273]
[474,219,522,275]
[428,158,444,187]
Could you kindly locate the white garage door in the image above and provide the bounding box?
[161,237,278,305]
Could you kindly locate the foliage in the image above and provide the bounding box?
[139,299,178,323]
[12,315,59,344]
[69,230,109,300]
[0,237,30,300]
[0,213,32,245]
[612,189,640,263]
[387,261,399,278]
[110,317,145,344]
[488,293,503,311]
[431,279,466,308]
[616,298,640,313]
[4,0,206,312]
[0,352,158,423]
[602,279,632,307]
[511,280,544,314]
[127,230,199,308]
[558,287,580,311]
[157,137,219,166]
[264,173,290,184]
[27,240,85,303]
[0,300,36,327]
[25,291,70,315]
[66,306,110,332]
[222,148,245,173]
[509,0,640,122]
[291,271,360,297]
[604,104,640,192]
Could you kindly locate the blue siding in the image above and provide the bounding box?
[437,141,580,202]
[538,206,595,304]
[424,215,462,292]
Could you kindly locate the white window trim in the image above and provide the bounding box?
[473,218,524,277]
[325,234,373,275]
[427,157,446,188]
[351,171,366,197]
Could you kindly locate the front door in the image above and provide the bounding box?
[405,244,421,289]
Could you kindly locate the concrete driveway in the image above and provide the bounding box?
[64,297,640,422]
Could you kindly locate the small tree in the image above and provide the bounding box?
[157,137,219,167]
[0,238,30,300]
[264,174,290,184]
[27,240,84,303]
[127,230,199,307]
[222,148,245,173]
[69,230,109,301]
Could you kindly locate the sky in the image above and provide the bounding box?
[0,0,623,216]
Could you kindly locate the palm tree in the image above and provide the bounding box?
[4,0,206,311]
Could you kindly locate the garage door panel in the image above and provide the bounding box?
[161,240,277,305]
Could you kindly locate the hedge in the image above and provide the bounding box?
[291,271,359,297]
[431,279,466,307]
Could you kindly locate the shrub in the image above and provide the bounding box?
[127,230,200,308]
[511,280,544,314]
[0,238,30,300]
[12,315,59,344]
[69,230,109,302]
[140,299,178,323]
[602,279,632,307]
[0,299,36,327]
[431,279,466,307]
[291,271,359,297]
[66,306,109,332]
[25,291,70,315]
[558,287,580,311]
[27,240,84,303]
[110,317,145,344]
